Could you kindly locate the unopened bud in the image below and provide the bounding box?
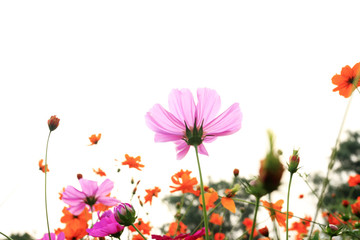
[287,149,300,174]
[342,200,349,208]
[48,115,60,132]
[233,168,239,177]
[114,203,137,226]
[259,226,269,237]
[77,174,83,180]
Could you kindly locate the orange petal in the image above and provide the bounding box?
[221,197,236,213]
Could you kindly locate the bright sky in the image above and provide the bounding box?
[1,1,360,238]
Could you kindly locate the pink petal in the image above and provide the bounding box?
[79,179,98,197]
[168,89,196,127]
[197,144,209,156]
[196,88,221,127]
[97,196,121,206]
[62,186,86,204]
[204,103,242,136]
[57,232,65,240]
[95,179,114,199]
[154,133,184,142]
[67,202,87,215]
[146,104,185,136]
[175,140,190,160]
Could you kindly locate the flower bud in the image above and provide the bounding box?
[324,224,342,237]
[114,203,137,226]
[342,200,349,208]
[77,174,83,180]
[48,115,60,132]
[287,149,300,174]
[258,226,269,237]
[233,168,239,177]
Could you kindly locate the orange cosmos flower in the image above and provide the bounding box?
[348,174,360,187]
[128,218,152,235]
[59,187,65,200]
[352,197,360,218]
[93,168,106,176]
[199,190,218,211]
[243,218,257,237]
[144,187,161,205]
[60,207,92,228]
[132,235,145,240]
[214,233,225,240]
[38,159,49,173]
[61,223,88,240]
[322,211,344,225]
[89,133,101,145]
[121,154,145,171]
[220,188,237,213]
[170,169,198,195]
[332,62,360,98]
[167,221,188,236]
[261,199,293,228]
[209,213,223,225]
[289,216,311,240]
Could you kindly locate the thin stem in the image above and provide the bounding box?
[194,146,209,240]
[44,131,52,240]
[286,173,294,240]
[131,224,147,240]
[0,232,14,240]
[309,96,353,236]
[249,196,260,240]
[268,194,280,240]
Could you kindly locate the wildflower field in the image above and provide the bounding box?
[1,2,360,240]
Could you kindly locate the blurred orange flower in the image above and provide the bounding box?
[199,190,218,211]
[93,202,111,212]
[170,170,198,195]
[289,216,311,240]
[129,218,152,235]
[348,174,360,187]
[93,168,106,177]
[89,133,101,145]
[261,199,293,228]
[59,187,65,200]
[60,207,91,228]
[209,213,223,225]
[214,233,225,240]
[352,197,360,218]
[39,159,49,173]
[122,154,144,171]
[322,211,344,225]
[332,62,360,98]
[167,221,188,236]
[243,218,257,237]
[144,186,161,205]
[221,189,236,213]
[61,223,88,240]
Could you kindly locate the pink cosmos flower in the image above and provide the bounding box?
[146,88,242,159]
[38,232,65,240]
[87,210,125,238]
[62,178,120,215]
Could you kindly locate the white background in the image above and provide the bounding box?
[1,1,360,238]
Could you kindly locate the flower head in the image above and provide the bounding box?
[48,115,60,132]
[209,213,223,225]
[87,210,125,238]
[243,218,257,237]
[114,203,137,226]
[146,88,242,159]
[170,170,199,195]
[261,199,293,228]
[39,159,49,173]
[93,168,106,177]
[89,134,101,145]
[122,154,145,171]
[144,187,161,205]
[60,207,91,229]
[332,62,360,98]
[62,178,120,215]
[128,218,152,235]
[348,174,360,187]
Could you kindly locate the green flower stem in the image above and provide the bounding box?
[0,232,14,240]
[309,95,353,237]
[286,173,294,240]
[249,196,260,240]
[194,146,209,240]
[44,131,52,240]
[268,194,280,240]
[131,223,147,240]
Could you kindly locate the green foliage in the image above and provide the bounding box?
[8,233,34,240]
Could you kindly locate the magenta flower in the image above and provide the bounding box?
[38,232,65,240]
[62,178,120,215]
[87,210,125,238]
[146,88,242,159]
[151,228,206,240]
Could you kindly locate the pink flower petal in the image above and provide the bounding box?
[197,144,209,156]
[154,133,183,142]
[80,179,98,197]
[204,103,242,136]
[62,186,86,204]
[67,202,87,215]
[168,89,196,127]
[196,88,221,127]
[95,179,114,199]
[175,140,190,160]
[146,104,185,135]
